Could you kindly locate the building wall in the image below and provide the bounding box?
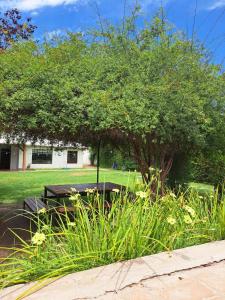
[10,145,19,170]
[0,141,91,170]
[18,147,22,169]
[18,146,89,169]
[82,149,91,166]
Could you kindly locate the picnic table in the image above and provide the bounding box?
[24,182,126,214]
[43,182,126,204]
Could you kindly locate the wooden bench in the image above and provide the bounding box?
[23,197,47,213]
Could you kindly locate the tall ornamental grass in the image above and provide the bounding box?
[0,188,225,290]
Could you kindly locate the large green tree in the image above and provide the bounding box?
[0,10,224,191]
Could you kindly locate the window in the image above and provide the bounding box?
[32,148,52,164]
[67,150,78,164]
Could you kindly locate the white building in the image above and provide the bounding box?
[0,139,90,171]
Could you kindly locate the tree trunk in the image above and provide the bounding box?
[130,138,174,194]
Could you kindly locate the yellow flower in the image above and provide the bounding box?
[169,192,176,198]
[85,188,95,194]
[71,188,77,193]
[67,222,76,227]
[167,216,176,225]
[42,225,50,231]
[161,195,170,202]
[184,215,193,224]
[32,232,46,245]
[37,208,46,214]
[136,191,148,199]
[69,193,81,201]
[184,205,195,217]
[112,188,120,193]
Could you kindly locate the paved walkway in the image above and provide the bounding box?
[1,240,225,300]
[0,204,30,258]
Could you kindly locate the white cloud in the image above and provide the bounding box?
[45,29,64,39]
[0,0,171,13]
[31,11,39,16]
[208,0,225,10]
[0,0,83,11]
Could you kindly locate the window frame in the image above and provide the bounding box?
[32,148,53,165]
[67,150,78,164]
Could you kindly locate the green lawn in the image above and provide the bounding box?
[0,168,137,204]
[188,182,214,194]
[0,168,214,205]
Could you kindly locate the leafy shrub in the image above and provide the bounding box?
[189,151,225,187]
[0,187,224,291]
[90,145,138,171]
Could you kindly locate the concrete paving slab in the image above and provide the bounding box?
[1,240,225,300]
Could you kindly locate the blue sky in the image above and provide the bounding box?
[1,0,225,65]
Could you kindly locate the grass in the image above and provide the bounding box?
[188,182,214,194]
[0,168,137,204]
[0,170,222,292]
[0,168,214,205]
[0,188,224,291]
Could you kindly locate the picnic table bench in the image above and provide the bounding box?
[23,197,47,213]
[23,182,126,214]
[43,182,126,203]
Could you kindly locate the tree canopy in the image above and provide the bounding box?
[0,8,36,50]
[0,9,224,190]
